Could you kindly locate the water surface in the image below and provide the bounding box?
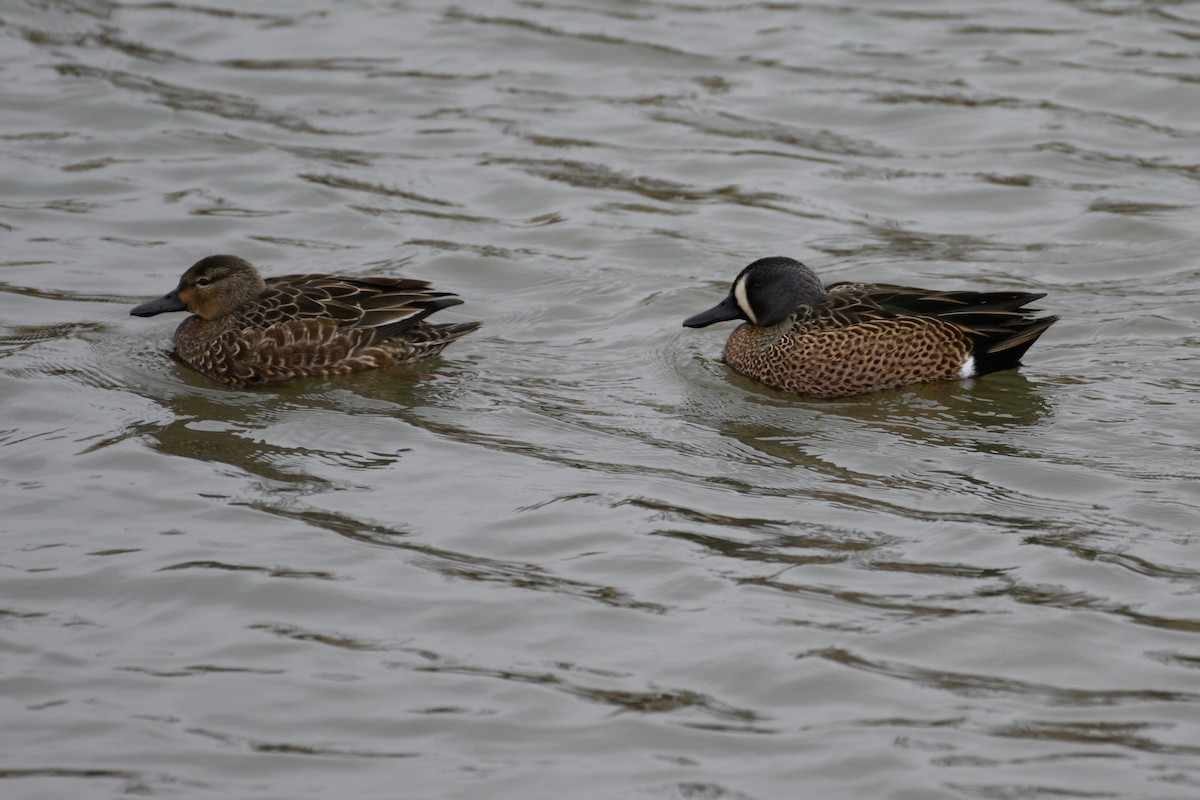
[3,1,1200,798]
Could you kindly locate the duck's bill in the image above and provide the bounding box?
[131,289,186,317]
[683,293,744,328]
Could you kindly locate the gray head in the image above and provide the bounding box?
[682,257,826,329]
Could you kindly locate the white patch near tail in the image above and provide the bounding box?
[959,355,977,379]
[733,275,757,324]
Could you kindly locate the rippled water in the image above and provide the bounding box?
[3,0,1200,797]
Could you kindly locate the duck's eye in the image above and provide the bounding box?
[196,276,213,287]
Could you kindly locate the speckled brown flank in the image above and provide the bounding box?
[724,315,974,399]
[133,256,480,388]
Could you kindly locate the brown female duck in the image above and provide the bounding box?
[131,255,480,387]
[683,256,1057,398]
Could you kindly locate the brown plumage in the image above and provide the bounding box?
[683,257,1057,399]
[131,255,480,387]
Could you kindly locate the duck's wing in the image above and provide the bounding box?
[820,282,1048,333]
[216,316,482,387]
[817,282,1057,367]
[240,274,464,332]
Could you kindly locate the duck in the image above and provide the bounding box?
[683,256,1057,398]
[131,255,480,388]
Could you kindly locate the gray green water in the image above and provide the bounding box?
[3,1,1200,798]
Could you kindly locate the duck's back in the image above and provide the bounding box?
[240,275,457,330]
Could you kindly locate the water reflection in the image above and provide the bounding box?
[249,502,668,613]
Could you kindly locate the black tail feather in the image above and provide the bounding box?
[972,315,1058,375]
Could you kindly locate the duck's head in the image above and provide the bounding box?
[683,256,825,329]
[130,255,267,320]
